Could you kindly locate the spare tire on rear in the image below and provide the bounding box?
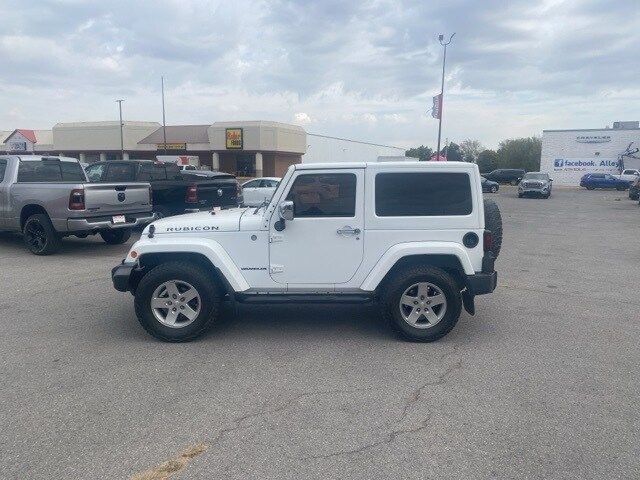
[483,198,503,258]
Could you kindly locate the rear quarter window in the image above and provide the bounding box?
[375,172,472,216]
[18,161,62,182]
[0,160,6,182]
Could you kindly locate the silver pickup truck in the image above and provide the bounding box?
[0,155,155,255]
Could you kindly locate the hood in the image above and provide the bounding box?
[145,208,250,234]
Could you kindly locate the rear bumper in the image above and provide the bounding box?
[67,211,156,232]
[466,271,497,296]
[112,262,136,292]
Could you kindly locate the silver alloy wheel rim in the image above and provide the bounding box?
[399,282,447,329]
[151,280,201,328]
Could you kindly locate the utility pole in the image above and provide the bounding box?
[436,33,455,159]
[116,99,125,159]
[161,76,167,155]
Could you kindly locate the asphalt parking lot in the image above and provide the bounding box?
[1,186,639,479]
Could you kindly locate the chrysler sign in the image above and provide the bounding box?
[575,135,611,143]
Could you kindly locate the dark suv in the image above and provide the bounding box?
[484,169,525,185]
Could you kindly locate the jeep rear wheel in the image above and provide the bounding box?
[382,266,462,342]
[134,262,221,342]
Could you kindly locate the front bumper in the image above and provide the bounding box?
[112,262,136,292]
[68,211,156,232]
[519,185,549,194]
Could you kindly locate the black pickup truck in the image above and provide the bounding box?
[85,160,240,218]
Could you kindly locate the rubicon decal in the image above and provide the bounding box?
[165,226,220,231]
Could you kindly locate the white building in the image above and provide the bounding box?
[541,121,640,186]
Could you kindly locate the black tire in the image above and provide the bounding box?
[586,186,595,190]
[134,262,221,342]
[153,206,172,219]
[630,192,639,201]
[382,266,462,342]
[490,185,498,193]
[483,197,503,258]
[510,179,518,186]
[100,228,132,245]
[517,193,523,198]
[23,213,62,255]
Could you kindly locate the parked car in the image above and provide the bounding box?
[85,160,241,219]
[628,176,640,200]
[615,169,640,184]
[112,161,501,343]
[484,169,525,185]
[518,172,552,198]
[242,177,281,206]
[480,177,499,193]
[0,155,154,255]
[579,173,629,191]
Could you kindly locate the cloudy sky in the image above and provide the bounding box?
[0,0,638,149]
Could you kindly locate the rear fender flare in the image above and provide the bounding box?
[359,242,475,292]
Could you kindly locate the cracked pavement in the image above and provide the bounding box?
[1,187,639,479]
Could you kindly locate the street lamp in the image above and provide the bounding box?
[436,33,455,160]
[116,99,125,159]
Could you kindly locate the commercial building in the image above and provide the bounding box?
[540,121,640,186]
[1,120,404,177]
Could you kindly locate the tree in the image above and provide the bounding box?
[477,149,498,173]
[459,139,483,163]
[496,136,542,171]
[443,142,463,162]
[405,145,433,161]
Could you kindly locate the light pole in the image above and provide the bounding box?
[161,76,167,155]
[116,99,125,159]
[436,33,455,160]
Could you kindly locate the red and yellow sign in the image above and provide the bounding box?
[225,128,243,150]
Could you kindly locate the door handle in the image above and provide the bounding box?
[337,226,361,236]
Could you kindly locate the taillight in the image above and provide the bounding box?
[69,188,85,210]
[483,230,493,253]
[185,185,198,203]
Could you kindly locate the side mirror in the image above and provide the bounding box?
[279,200,294,221]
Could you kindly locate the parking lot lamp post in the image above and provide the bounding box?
[436,33,455,159]
[116,99,125,159]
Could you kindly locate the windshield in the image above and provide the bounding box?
[523,173,547,180]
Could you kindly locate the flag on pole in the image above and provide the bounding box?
[431,94,442,119]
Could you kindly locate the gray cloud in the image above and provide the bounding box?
[0,0,638,148]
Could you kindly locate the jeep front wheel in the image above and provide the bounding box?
[134,262,221,342]
[383,266,462,342]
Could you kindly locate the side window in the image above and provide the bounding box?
[105,163,135,182]
[139,163,167,181]
[265,179,280,188]
[17,161,62,182]
[85,164,106,182]
[243,180,260,188]
[60,162,86,181]
[375,172,472,217]
[0,160,6,182]
[165,164,182,180]
[286,173,356,217]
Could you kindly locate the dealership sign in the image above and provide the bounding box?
[575,135,611,143]
[554,158,619,171]
[7,141,27,152]
[225,128,243,149]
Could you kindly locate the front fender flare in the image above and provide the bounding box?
[127,237,250,292]
[359,242,475,292]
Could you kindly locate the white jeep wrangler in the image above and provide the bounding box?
[112,161,501,342]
